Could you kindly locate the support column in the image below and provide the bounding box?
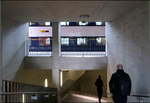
[52,22,61,58]
[52,22,61,102]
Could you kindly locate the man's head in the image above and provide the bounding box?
[98,75,101,79]
[117,64,123,70]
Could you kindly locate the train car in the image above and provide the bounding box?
[29,36,105,52]
[61,36,105,52]
[29,37,52,52]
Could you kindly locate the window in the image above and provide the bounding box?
[60,22,67,26]
[39,37,51,46]
[96,22,102,26]
[61,38,69,45]
[29,22,51,26]
[96,37,105,45]
[101,38,106,45]
[28,22,52,56]
[45,21,51,26]
[60,22,69,26]
[77,38,87,45]
[79,21,88,26]
[96,37,102,45]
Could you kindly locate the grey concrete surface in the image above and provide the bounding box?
[2,17,28,80]
[106,3,150,96]
[24,57,107,70]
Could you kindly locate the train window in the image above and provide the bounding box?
[29,22,40,26]
[69,22,78,26]
[101,38,106,45]
[96,37,106,45]
[61,38,69,45]
[77,38,87,45]
[39,37,51,46]
[96,37,102,45]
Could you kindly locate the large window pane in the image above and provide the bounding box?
[28,22,52,56]
[60,21,106,57]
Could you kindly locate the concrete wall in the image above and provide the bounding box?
[2,17,28,80]
[13,68,55,87]
[63,70,85,85]
[106,3,150,96]
[24,56,107,70]
[61,70,85,96]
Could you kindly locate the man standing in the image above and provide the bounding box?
[95,75,103,103]
[109,64,131,103]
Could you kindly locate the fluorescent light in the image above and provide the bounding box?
[22,94,25,103]
[44,78,48,88]
[60,71,63,87]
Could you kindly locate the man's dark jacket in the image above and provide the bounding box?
[109,69,131,96]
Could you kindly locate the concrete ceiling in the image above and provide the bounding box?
[2,1,146,22]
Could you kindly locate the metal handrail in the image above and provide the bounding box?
[131,95,150,98]
[0,91,57,95]
[0,91,57,103]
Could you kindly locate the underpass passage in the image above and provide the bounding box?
[62,93,112,103]
[60,69,107,99]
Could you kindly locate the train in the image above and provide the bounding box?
[29,36,105,52]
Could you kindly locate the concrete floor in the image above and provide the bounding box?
[62,93,113,103]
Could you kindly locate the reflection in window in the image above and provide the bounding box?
[61,38,69,45]
[77,38,87,45]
